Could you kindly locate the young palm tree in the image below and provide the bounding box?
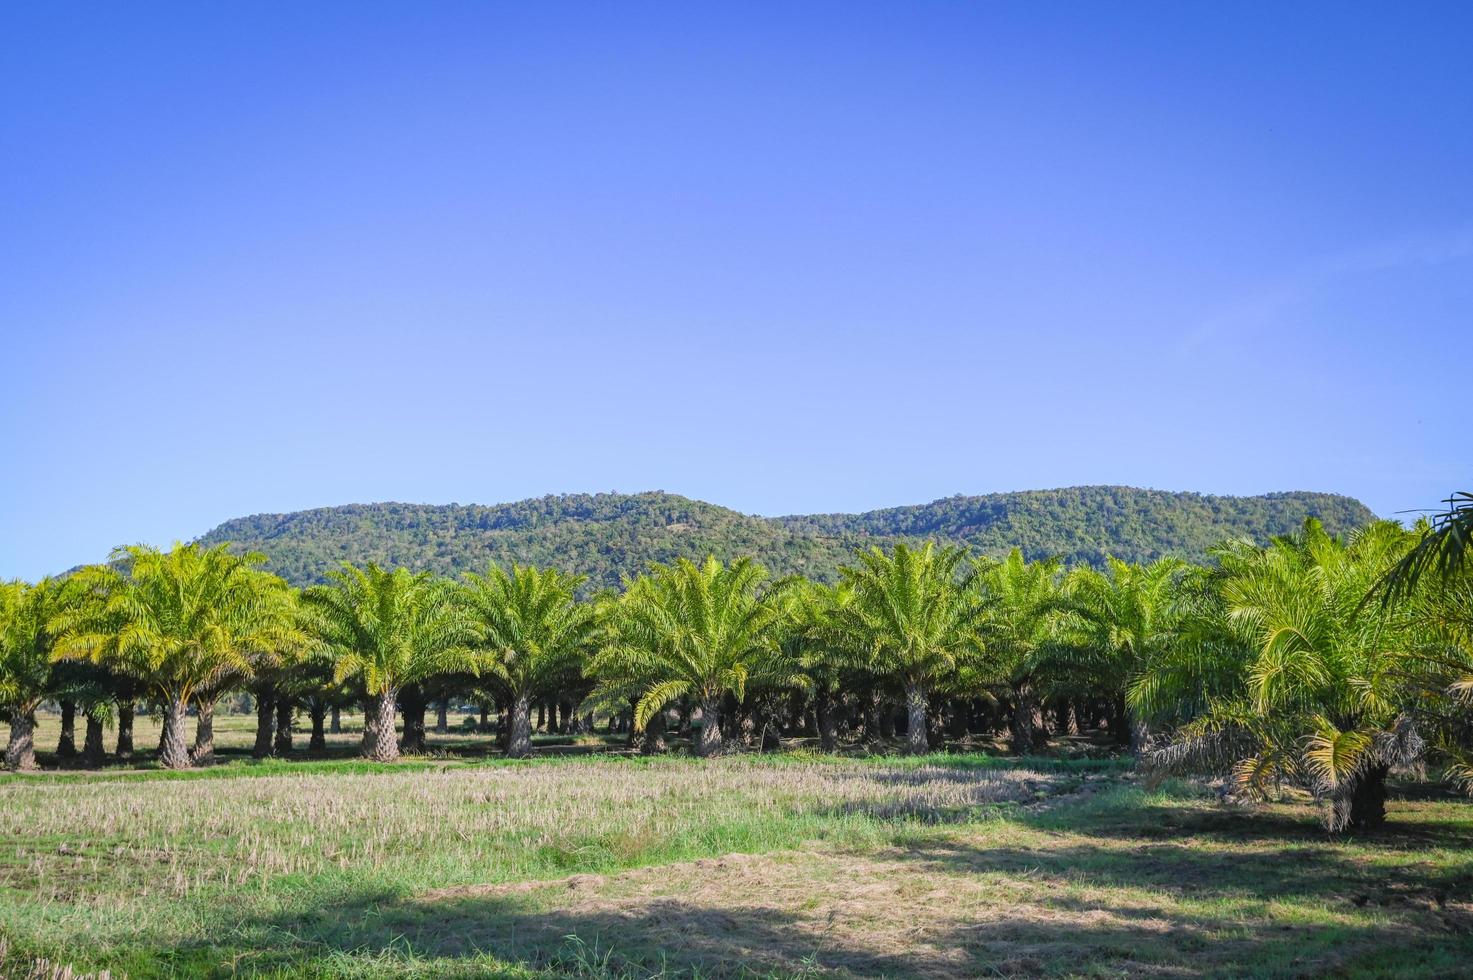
[1144,520,1421,831]
[975,550,1065,754]
[460,564,598,759]
[303,563,475,762]
[829,543,982,755]
[0,578,76,770]
[595,556,792,758]
[52,545,303,770]
[1065,556,1187,754]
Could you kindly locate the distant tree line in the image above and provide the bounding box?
[195,488,1375,589]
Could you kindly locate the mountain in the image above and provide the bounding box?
[195,487,1376,589]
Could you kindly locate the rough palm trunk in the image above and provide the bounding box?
[696,698,724,757]
[478,703,489,732]
[950,699,971,739]
[506,694,533,758]
[274,697,294,756]
[57,700,78,759]
[641,708,668,755]
[863,694,882,744]
[435,699,449,734]
[817,691,839,753]
[1129,717,1150,757]
[1108,694,1130,746]
[365,689,399,762]
[329,705,342,734]
[309,701,327,751]
[5,713,38,771]
[399,689,426,753]
[361,701,378,754]
[879,702,897,739]
[116,702,134,759]
[192,696,216,764]
[1010,691,1037,754]
[253,692,276,758]
[1337,765,1390,832]
[158,698,192,770]
[82,711,105,768]
[904,684,929,756]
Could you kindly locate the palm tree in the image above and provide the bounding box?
[52,545,304,770]
[0,578,76,770]
[829,543,982,755]
[1377,491,1472,600]
[975,550,1065,754]
[1144,520,1421,832]
[1065,556,1187,754]
[595,556,792,758]
[461,564,598,759]
[303,563,475,762]
[780,580,854,753]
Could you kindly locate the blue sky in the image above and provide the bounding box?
[2,2,1470,580]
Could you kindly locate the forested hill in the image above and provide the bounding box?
[196,487,1375,589]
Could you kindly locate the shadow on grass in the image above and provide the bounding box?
[144,792,1473,978]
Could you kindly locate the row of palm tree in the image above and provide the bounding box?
[2,506,1469,832]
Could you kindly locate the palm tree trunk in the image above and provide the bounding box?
[904,684,929,756]
[641,707,668,754]
[192,696,216,764]
[365,689,400,762]
[5,712,37,771]
[399,689,426,753]
[309,701,327,751]
[82,710,105,768]
[507,694,533,759]
[329,704,342,734]
[116,701,134,759]
[1010,690,1037,754]
[817,690,839,753]
[1338,764,1390,832]
[696,698,723,758]
[273,697,294,756]
[158,698,193,770]
[478,702,489,732]
[56,700,78,760]
[253,692,276,758]
[1130,717,1150,757]
[435,699,449,734]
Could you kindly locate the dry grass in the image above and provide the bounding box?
[0,751,1469,978]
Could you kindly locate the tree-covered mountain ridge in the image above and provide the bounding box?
[195,486,1376,589]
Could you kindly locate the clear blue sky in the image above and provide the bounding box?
[3,2,1470,580]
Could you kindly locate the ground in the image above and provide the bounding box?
[0,714,1470,978]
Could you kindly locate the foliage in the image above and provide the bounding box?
[593,556,795,755]
[196,488,1375,588]
[461,564,598,701]
[303,563,476,698]
[1375,491,1473,600]
[51,544,304,709]
[1143,520,1423,830]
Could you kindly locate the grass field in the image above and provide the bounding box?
[0,716,1470,978]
